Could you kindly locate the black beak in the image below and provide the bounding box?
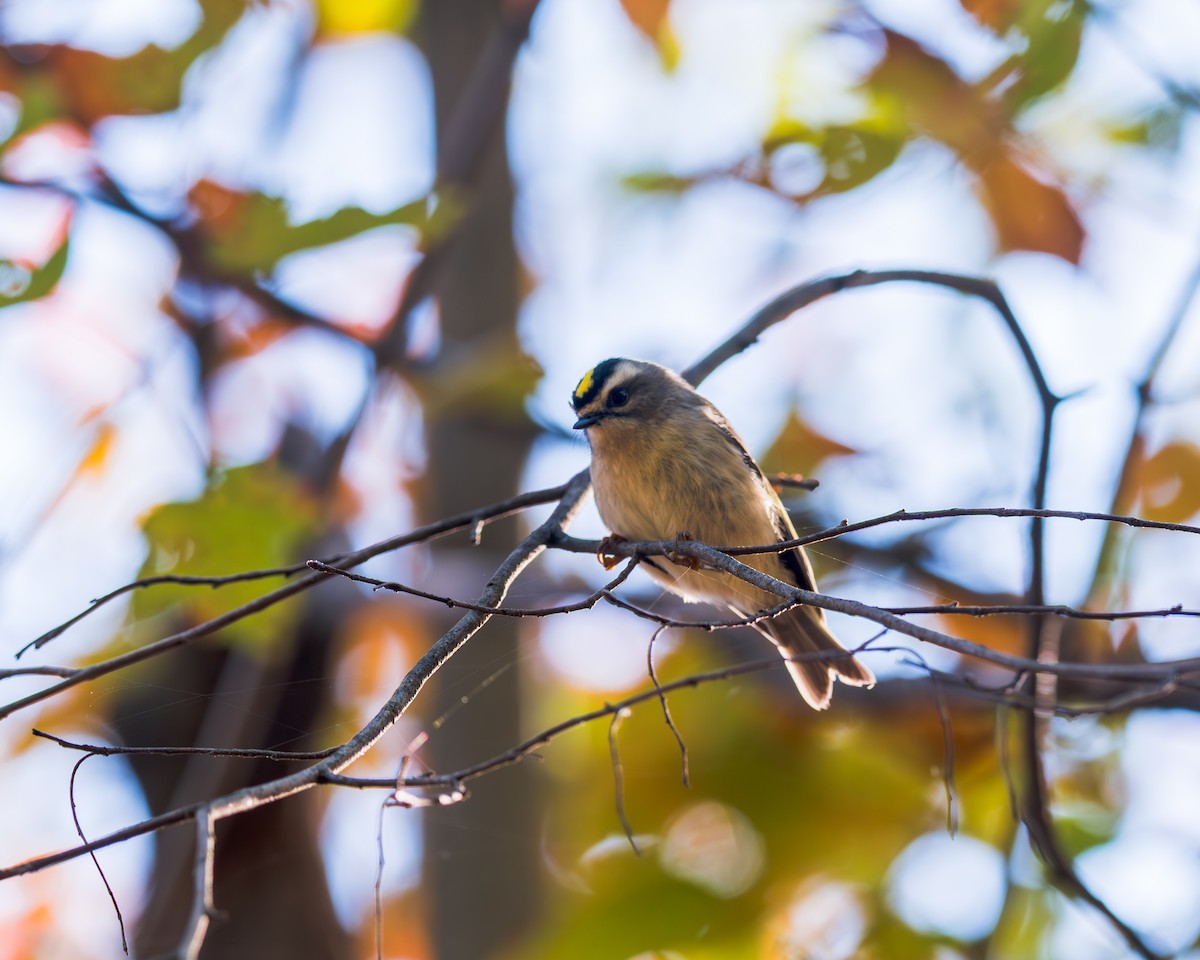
[573,413,601,430]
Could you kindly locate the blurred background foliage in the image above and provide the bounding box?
[2,0,1200,958]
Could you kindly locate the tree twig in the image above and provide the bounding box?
[647,626,689,789]
[16,482,570,659]
[305,557,639,618]
[69,755,128,955]
[607,708,639,854]
[7,268,1191,960]
[172,808,218,960]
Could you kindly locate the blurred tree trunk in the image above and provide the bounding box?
[120,566,355,959]
[122,423,356,959]
[417,1,542,958]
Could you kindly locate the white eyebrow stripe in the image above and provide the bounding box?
[604,361,639,390]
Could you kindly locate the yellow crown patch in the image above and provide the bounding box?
[574,367,595,401]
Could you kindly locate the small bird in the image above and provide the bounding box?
[572,358,874,709]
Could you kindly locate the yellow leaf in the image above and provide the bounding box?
[36,422,120,525]
[315,0,416,35]
[77,422,118,478]
[1135,441,1200,523]
[618,0,679,70]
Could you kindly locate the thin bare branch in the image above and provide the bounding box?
[7,267,1193,960]
[69,755,128,955]
[20,565,307,657]
[374,799,388,960]
[267,647,1194,797]
[556,506,1200,563]
[0,803,205,880]
[2,472,593,898]
[305,556,639,618]
[8,642,1191,889]
[3,483,571,718]
[568,535,1200,682]
[647,626,689,788]
[932,676,958,836]
[885,602,1197,621]
[0,665,76,680]
[33,729,334,762]
[172,808,218,960]
[607,708,638,854]
[684,270,1054,402]
[18,482,569,659]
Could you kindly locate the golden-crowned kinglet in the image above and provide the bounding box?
[572,358,874,709]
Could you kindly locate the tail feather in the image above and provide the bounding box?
[757,607,874,710]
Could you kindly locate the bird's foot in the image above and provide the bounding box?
[666,531,702,570]
[597,534,626,571]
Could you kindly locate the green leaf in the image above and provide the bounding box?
[0,72,63,143]
[1004,0,1086,109]
[990,885,1058,959]
[621,171,698,194]
[190,178,429,275]
[1105,104,1185,151]
[409,331,542,421]
[766,116,906,199]
[132,463,321,655]
[525,867,753,960]
[0,237,70,308]
[1049,801,1118,857]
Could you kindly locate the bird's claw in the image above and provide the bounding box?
[597,535,626,571]
[666,530,702,570]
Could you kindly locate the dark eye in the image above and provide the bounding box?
[607,387,629,408]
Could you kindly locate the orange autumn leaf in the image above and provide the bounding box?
[353,892,431,960]
[759,407,856,480]
[330,474,366,526]
[188,177,251,236]
[620,0,669,39]
[977,154,1084,262]
[936,607,1026,659]
[337,599,422,708]
[618,0,679,69]
[220,316,294,362]
[0,901,57,960]
[960,0,1024,31]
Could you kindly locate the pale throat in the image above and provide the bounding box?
[589,420,706,543]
